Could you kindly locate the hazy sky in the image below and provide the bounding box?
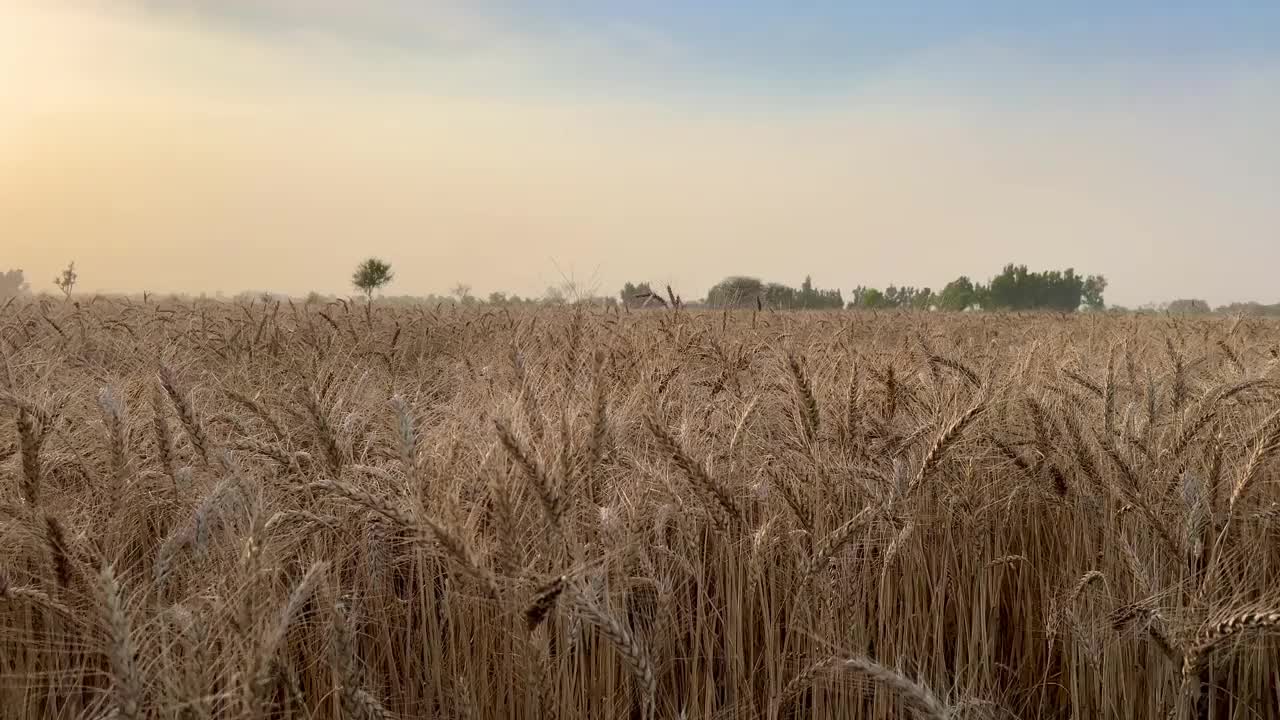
[3,1,1278,306]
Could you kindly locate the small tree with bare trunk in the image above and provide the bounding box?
[54,261,77,301]
[352,258,393,302]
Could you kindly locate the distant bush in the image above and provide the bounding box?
[1166,299,1212,314]
[0,269,29,298]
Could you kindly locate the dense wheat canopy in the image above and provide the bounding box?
[2,297,1280,719]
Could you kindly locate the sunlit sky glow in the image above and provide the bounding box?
[3,1,1278,305]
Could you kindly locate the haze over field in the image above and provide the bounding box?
[2,1,1278,306]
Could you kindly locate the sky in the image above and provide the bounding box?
[2,1,1278,306]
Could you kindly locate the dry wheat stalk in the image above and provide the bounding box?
[224,388,288,442]
[151,383,179,492]
[567,582,656,720]
[0,572,73,617]
[160,365,212,465]
[308,479,499,598]
[495,418,563,533]
[926,353,981,388]
[783,655,953,720]
[908,398,985,498]
[786,352,821,444]
[389,394,419,480]
[1182,610,1280,680]
[525,574,567,632]
[298,388,344,476]
[1068,570,1106,605]
[99,564,143,720]
[644,411,742,534]
[98,386,132,496]
[43,514,75,590]
[804,505,876,581]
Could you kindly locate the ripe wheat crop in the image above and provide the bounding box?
[2,296,1279,719]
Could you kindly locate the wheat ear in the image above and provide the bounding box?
[99,564,143,720]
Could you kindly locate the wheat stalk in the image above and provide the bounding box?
[644,411,742,534]
[567,582,656,720]
[99,564,143,720]
[160,365,212,465]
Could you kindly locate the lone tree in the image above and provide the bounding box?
[352,258,393,301]
[54,261,77,300]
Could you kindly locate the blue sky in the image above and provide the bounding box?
[511,1,1280,54]
[129,1,1279,111]
[194,2,1280,66]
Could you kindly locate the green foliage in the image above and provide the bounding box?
[797,275,844,309]
[352,258,394,299]
[937,276,978,311]
[707,275,842,309]
[850,284,931,310]
[851,287,887,309]
[979,264,1105,312]
[853,264,1106,313]
[1082,275,1107,311]
[986,264,1079,311]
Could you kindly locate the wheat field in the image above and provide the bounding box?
[1,296,1279,719]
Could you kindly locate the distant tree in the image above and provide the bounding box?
[707,276,765,307]
[1082,275,1108,311]
[622,281,670,307]
[983,264,1099,311]
[883,284,903,308]
[620,281,657,306]
[352,258,393,301]
[817,287,844,309]
[855,287,888,309]
[911,287,934,310]
[487,291,508,305]
[53,261,77,300]
[937,276,978,311]
[708,275,841,309]
[1167,298,1211,314]
[796,274,844,309]
[543,285,566,304]
[1216,301,1280,316]
[849,286,868,307]
[986,264,1034,310]
[763,282,797,308]
[878,285,932,310]
[849,284,925,310]
[0,269,29,298]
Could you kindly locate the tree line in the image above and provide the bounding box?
[0,261,1112,312]
[3,258,1274,316]
[1154,299,1280,317]
[675,264,1108,312]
